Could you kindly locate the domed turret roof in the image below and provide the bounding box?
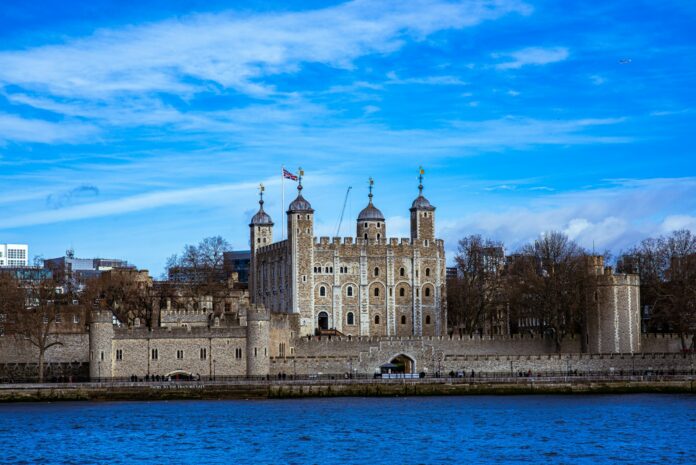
[250,204,273,226]
[288,193,313,212]
[410,169,435,211]
[357,177,384,221]
[250,185,273,226]
[411,194,435,211]
[358,202,385,221]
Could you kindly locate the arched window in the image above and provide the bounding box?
[425,315,431,325]
[425,268,430,277]
[347,286,353,297]
[399,287,405,297]
[374,315,380,324]
[377,234,380,240]
[374,287,380,297]
[347,312,355,325]
[364,233,368,240]
[374,267,379,276]
[401,315,406,324]
[425,287,431,297]
[400,267,405,277]
[319,286,326,297]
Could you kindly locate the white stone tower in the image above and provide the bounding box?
[250,183,273,303]
[287,169,315,335]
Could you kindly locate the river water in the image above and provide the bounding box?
[0,395,694,464]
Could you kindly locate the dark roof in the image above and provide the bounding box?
[410,195,435,211]
[358,201,385,221]
[288,193,313,212]
[250,203,273,226]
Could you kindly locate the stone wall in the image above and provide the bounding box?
[0,333,89,364]
[268,333,696,377]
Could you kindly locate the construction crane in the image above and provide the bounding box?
[335,186,352,237]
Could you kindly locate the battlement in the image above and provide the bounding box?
[257,239,289,254]
[308,236,445,253]
[247,304,270,322]
[112,325,247,339]
[596,271,640,287]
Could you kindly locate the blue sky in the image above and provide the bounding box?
[0,0,695,274]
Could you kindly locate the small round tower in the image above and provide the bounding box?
[89,309,114,380]
[246,303,270,378]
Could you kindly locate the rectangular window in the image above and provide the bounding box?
[55,313,62,324]
[177,350,184,360]
[200,348,207,360]
[116,349,123,361]
[73,314,80,324]
[100,351,105,361]
[151,348,158,360]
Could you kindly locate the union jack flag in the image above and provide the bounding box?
[282,168,298,181]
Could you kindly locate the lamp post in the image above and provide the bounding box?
[213,359,216,381]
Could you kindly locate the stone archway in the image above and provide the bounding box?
[317,311,329,331]
[387,354,415,374]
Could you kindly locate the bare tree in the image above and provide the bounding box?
[508,231,588,352]
[1,273,72,382]
[447,235,506,335]
[85,269,157,329]
[619,230,696,349]
[165,236,233,316]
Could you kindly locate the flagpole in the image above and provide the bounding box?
[281,165,285,240]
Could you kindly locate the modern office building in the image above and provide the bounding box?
[0,244,29,267]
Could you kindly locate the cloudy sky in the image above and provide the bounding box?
[1,0,694,273]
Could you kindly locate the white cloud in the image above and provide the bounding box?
[385,71,468,86]
[0,113,98,144]
[494,46,569,70]
[0,182,258,229]
[438,177,696,259]
[0,0,529,100]
[660,215,696,233]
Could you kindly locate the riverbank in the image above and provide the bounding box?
[1,376,693,402]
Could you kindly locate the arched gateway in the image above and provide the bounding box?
[380,354,416,374]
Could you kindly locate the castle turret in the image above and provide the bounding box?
[246,304,270,377]
[586,266,642,354]
[89,309,114,380]
[410,167,435,243]
[287,169,315,335]
[357,177,386,241]
[250,183,273,303]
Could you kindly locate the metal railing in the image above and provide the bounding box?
[1,371,693,390]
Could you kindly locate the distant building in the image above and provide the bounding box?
[0,244,29,267]
[0,266,52,283]
[44,249,133,286]
[224,250,250,284]
[446,267,458,280]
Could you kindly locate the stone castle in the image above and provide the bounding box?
[250,175,446,338]
[1,172,692,381]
